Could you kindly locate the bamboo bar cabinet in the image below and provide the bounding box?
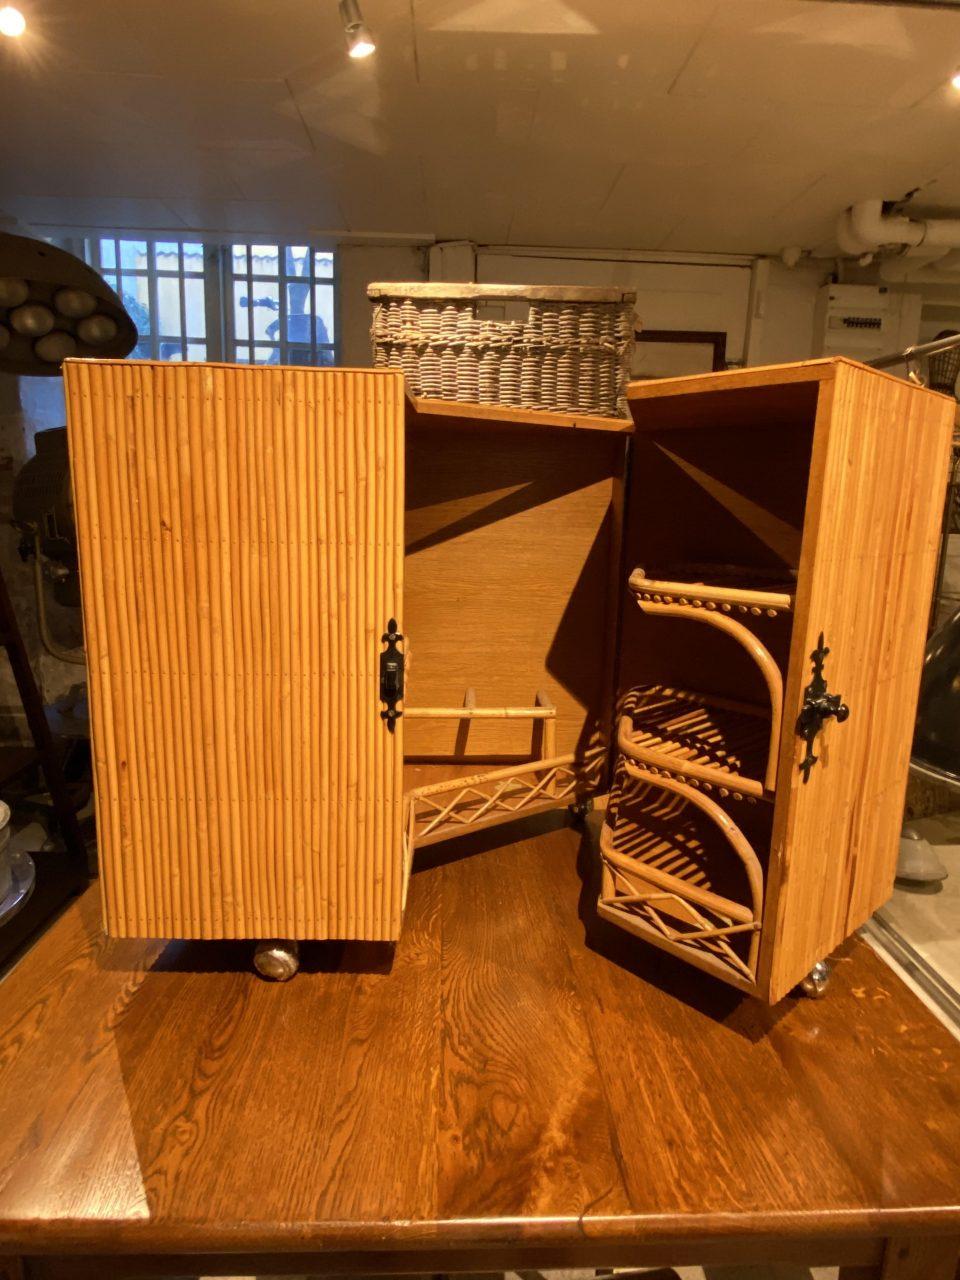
[63,356,952,1001]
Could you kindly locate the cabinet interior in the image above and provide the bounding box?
[599,380,821,992]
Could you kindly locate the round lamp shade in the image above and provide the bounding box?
[0,232,136,376]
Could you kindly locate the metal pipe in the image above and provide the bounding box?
[868,331,960,371]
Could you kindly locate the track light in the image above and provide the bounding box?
[339,0,375,58]
[0,6,26,37]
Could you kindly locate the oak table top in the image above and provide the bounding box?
[1,813,960,1280]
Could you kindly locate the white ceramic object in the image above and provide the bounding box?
[0,799,11,902]
[896,825,948,883]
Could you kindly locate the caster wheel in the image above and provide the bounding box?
[253,939,300,981]
[569,798,593,824]
[798,958,831,999]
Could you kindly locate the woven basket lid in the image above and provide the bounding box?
[367,281,636,305]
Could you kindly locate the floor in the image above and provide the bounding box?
[877,809,960,999]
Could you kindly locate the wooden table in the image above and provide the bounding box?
[1,813,959,1280]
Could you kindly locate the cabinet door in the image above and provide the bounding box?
[65,361,405,941]
[760,362,953,1001]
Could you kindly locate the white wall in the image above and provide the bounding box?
[477,247,754,375]
[337,243,428,366]
[751,260,827,365]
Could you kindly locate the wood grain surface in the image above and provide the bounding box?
[405,418,624,759]
[1,815,959,1270]
[64,361,405,942]
[407,394,634,434]
[763,361,954,1000]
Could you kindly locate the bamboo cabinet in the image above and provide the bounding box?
[64,357,952,1001]
[64,363,406,947]
[605,359,953,1002]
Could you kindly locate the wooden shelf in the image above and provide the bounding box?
[618,685,772,800]
[407,395,634,434]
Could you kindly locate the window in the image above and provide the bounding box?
[230,244,335,366]
[83,236,336,365]
[89,237,207,361]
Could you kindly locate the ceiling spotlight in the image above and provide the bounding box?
[0,6,26,37]
[952,69,960,91]
[339,0,375,58]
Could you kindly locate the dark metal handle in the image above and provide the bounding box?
[379,618,403,731]
[797,632,849,782]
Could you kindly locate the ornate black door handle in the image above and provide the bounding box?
[796,632,849,782]
[379,619,404,731]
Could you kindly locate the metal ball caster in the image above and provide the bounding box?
[253,939,300,981]
[798,958,832,999]
[569,798,594,824]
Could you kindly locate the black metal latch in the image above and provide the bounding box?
[796,632,849,782]
[379,619,404,731]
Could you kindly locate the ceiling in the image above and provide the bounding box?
[3,0,960,255]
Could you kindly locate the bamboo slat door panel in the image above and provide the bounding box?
[64,361,405,942]
[761,363,954,1001]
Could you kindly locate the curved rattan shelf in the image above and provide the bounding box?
[618,686,773,801]
[598,759,764,989]
[629,575,786,792]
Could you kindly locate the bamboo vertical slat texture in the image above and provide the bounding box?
[64,361,406,942]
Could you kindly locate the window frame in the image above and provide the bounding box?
[225,242,337,368]
[82,235,338,367]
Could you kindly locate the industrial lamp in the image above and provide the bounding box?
[0,232,136,375]
[339,0,375,58]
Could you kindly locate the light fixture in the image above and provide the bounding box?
[0,231,136,375]
[952,69,960,91]
[0,6,25,37]
[339,0,375,58]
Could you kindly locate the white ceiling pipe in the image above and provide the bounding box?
[844,198,960,254]
[836,208,876,256]
[878,255,960,284]
[921,219,960,246]
[849,198,925,249]
[877,245,955,282]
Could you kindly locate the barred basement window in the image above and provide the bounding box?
[86,238,208,361]
[82,237,337,366]
[229,244,335,366]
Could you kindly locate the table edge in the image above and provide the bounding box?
[3,1206,960,1255]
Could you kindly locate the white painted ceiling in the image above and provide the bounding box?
[3,0,960,254]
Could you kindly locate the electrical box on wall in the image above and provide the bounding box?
[814,284,921,362]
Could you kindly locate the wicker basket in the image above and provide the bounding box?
[368,282,636,418]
